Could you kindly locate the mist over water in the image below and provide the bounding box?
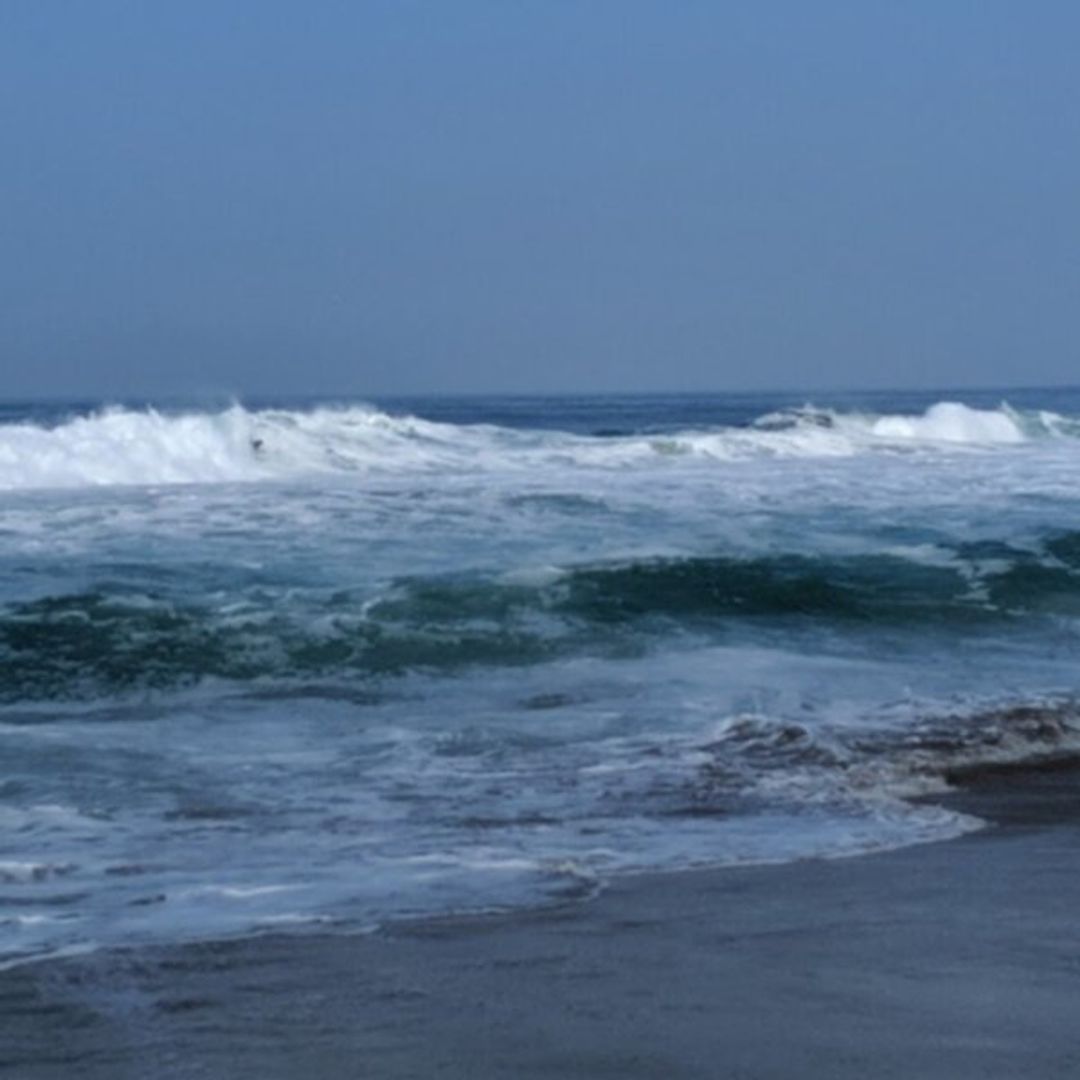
[3,389,1080,967]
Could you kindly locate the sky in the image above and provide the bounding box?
[2,0,1080,398]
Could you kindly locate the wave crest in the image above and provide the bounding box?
[0,403,483,491]
[0,399,1076,492]
[4,537,1080,701]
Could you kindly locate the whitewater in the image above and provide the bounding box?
[2,389,1080,968]
[2,395,1079,492]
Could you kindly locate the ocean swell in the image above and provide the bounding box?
[4,536,1079,702]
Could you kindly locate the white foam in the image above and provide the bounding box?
[0,400,1072,493]
[198,884,303,900]
[0,861,74,884]
[497,565,566,588]
[868,401,1026,443]
[0,403,487,491]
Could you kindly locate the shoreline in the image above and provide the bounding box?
[5,766,1080,1079]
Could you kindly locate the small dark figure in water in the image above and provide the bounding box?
[251,437,264,455]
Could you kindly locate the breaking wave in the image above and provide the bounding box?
[0,399,1077,491]
[5,536,1080,701]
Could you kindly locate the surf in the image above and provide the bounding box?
[0,399,1075,492]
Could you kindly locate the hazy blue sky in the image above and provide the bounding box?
[3,1,1079,397]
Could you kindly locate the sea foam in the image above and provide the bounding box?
[0,400,1070,492]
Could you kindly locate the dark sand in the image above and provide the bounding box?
[4,768,1080,1079]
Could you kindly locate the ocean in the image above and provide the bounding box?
[2,387,1080,970]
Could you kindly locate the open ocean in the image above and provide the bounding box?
[3,387,1080,969]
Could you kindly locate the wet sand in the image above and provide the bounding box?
[4,767,1080,1079]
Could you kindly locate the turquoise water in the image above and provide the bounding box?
[2,389,1080,966]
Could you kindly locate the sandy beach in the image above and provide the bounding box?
[4,764,1080,1079]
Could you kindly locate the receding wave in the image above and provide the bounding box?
[0,399,1077,491]
[696,698,1080,806]
[4,535,1080,701]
